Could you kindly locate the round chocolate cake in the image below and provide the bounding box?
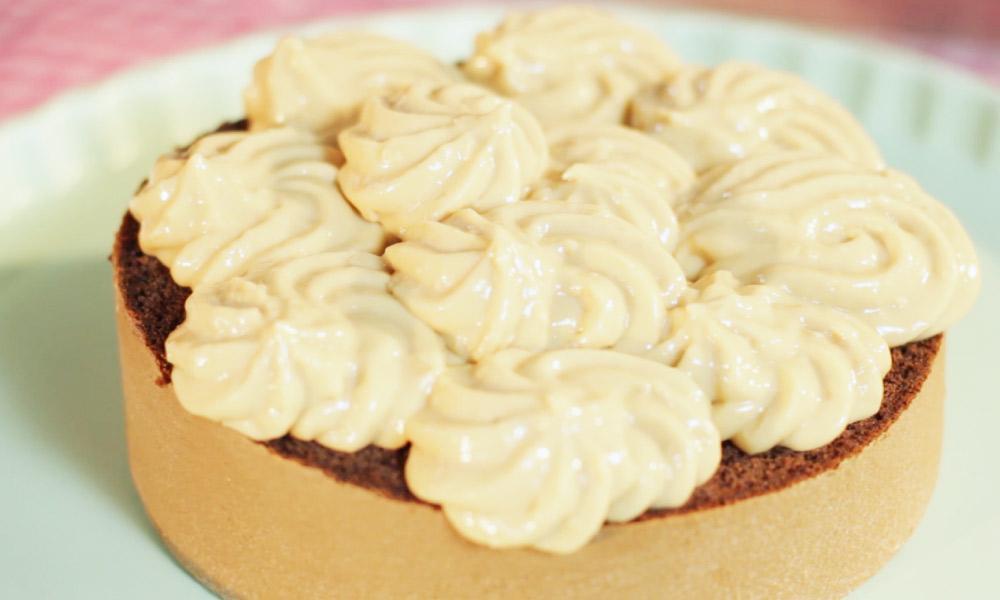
[112,6,978,599]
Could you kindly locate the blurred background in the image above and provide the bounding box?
[1,0,997,118]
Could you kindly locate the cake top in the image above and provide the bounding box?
[128,5,980,553]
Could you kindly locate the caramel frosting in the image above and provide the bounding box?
[629,62,884,171]
[386,202,687,360]
[337,82,548,235]
[650,272,891,453]
[129,128,384,287]
[384,209,556,360]
[405,349,720,553]
[676,152,980,346]
[125,7,982,556]
[166,251,446,451]
[487,201,688,352]
[464,6,681,126]
[532,124,695,248]
[244,32,458,140]
[545,123,696,192]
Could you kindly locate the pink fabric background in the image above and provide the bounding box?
[0,0,996,120]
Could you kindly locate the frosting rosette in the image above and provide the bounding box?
[405,349,720,553]
[386,202,687,359]
[545,123,696,189]
[384,209,557,360]
[675,152,980,346]
[487,202,689,352]
[166,251,446,451]
[649,272,891,454]
[244,32,458,139]
[629,62,884,171]
[532,124,695,248]
[463,6,681,126]
[130,128,384,287]
[337,82,548,235]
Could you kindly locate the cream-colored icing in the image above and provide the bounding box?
[130,128,384,287]
[166,251,446,451]
[464,6,681,127]
[487,202,688,352]
[384,209,556,360]
[650,272,891,453]
[337,82,548,235]
[244,32,458,140]
[124,12,983,556]
[405,348,720,553]
[676,152,980,346]
[629,62,884,171]
[545,123,695,192]
[531,124,695,248]
[386,203,687,360]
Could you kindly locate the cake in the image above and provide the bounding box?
[112,6,979,598]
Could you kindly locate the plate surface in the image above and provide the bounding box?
[0,5,997,598]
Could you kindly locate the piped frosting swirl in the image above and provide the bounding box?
[244,32,458,140]
[531,124,695,248]
[338,82,549,235]
[650,272,891,453]
[676,152,980,346]
[386,202,687,359]
[166,251,446,451]
[405,349,720,553]
[629,62,884,171]
[464,6,681,126]
[130,128,384,287]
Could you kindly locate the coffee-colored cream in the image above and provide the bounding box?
[127,9,982,556]
[487,201,688,352]
[405,348,720,553]
[130,128,383,287]
[244,32,458,140]
[629,62,884,171]
[650,272,891,453]
[384,209,556,360]
[676,152,980,346]
[338,82,548,235]
[166,251,446,451]
[464,6,681,126]
[545,123,696,194]
[386,202,687,359]
[531,124,695,249]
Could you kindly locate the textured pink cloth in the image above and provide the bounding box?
[0,0,996,119]
[0,0,430,117]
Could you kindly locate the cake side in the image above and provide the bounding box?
[113,209,942,517]
[115,267,947,599]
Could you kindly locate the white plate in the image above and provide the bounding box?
[0,5,997,598]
